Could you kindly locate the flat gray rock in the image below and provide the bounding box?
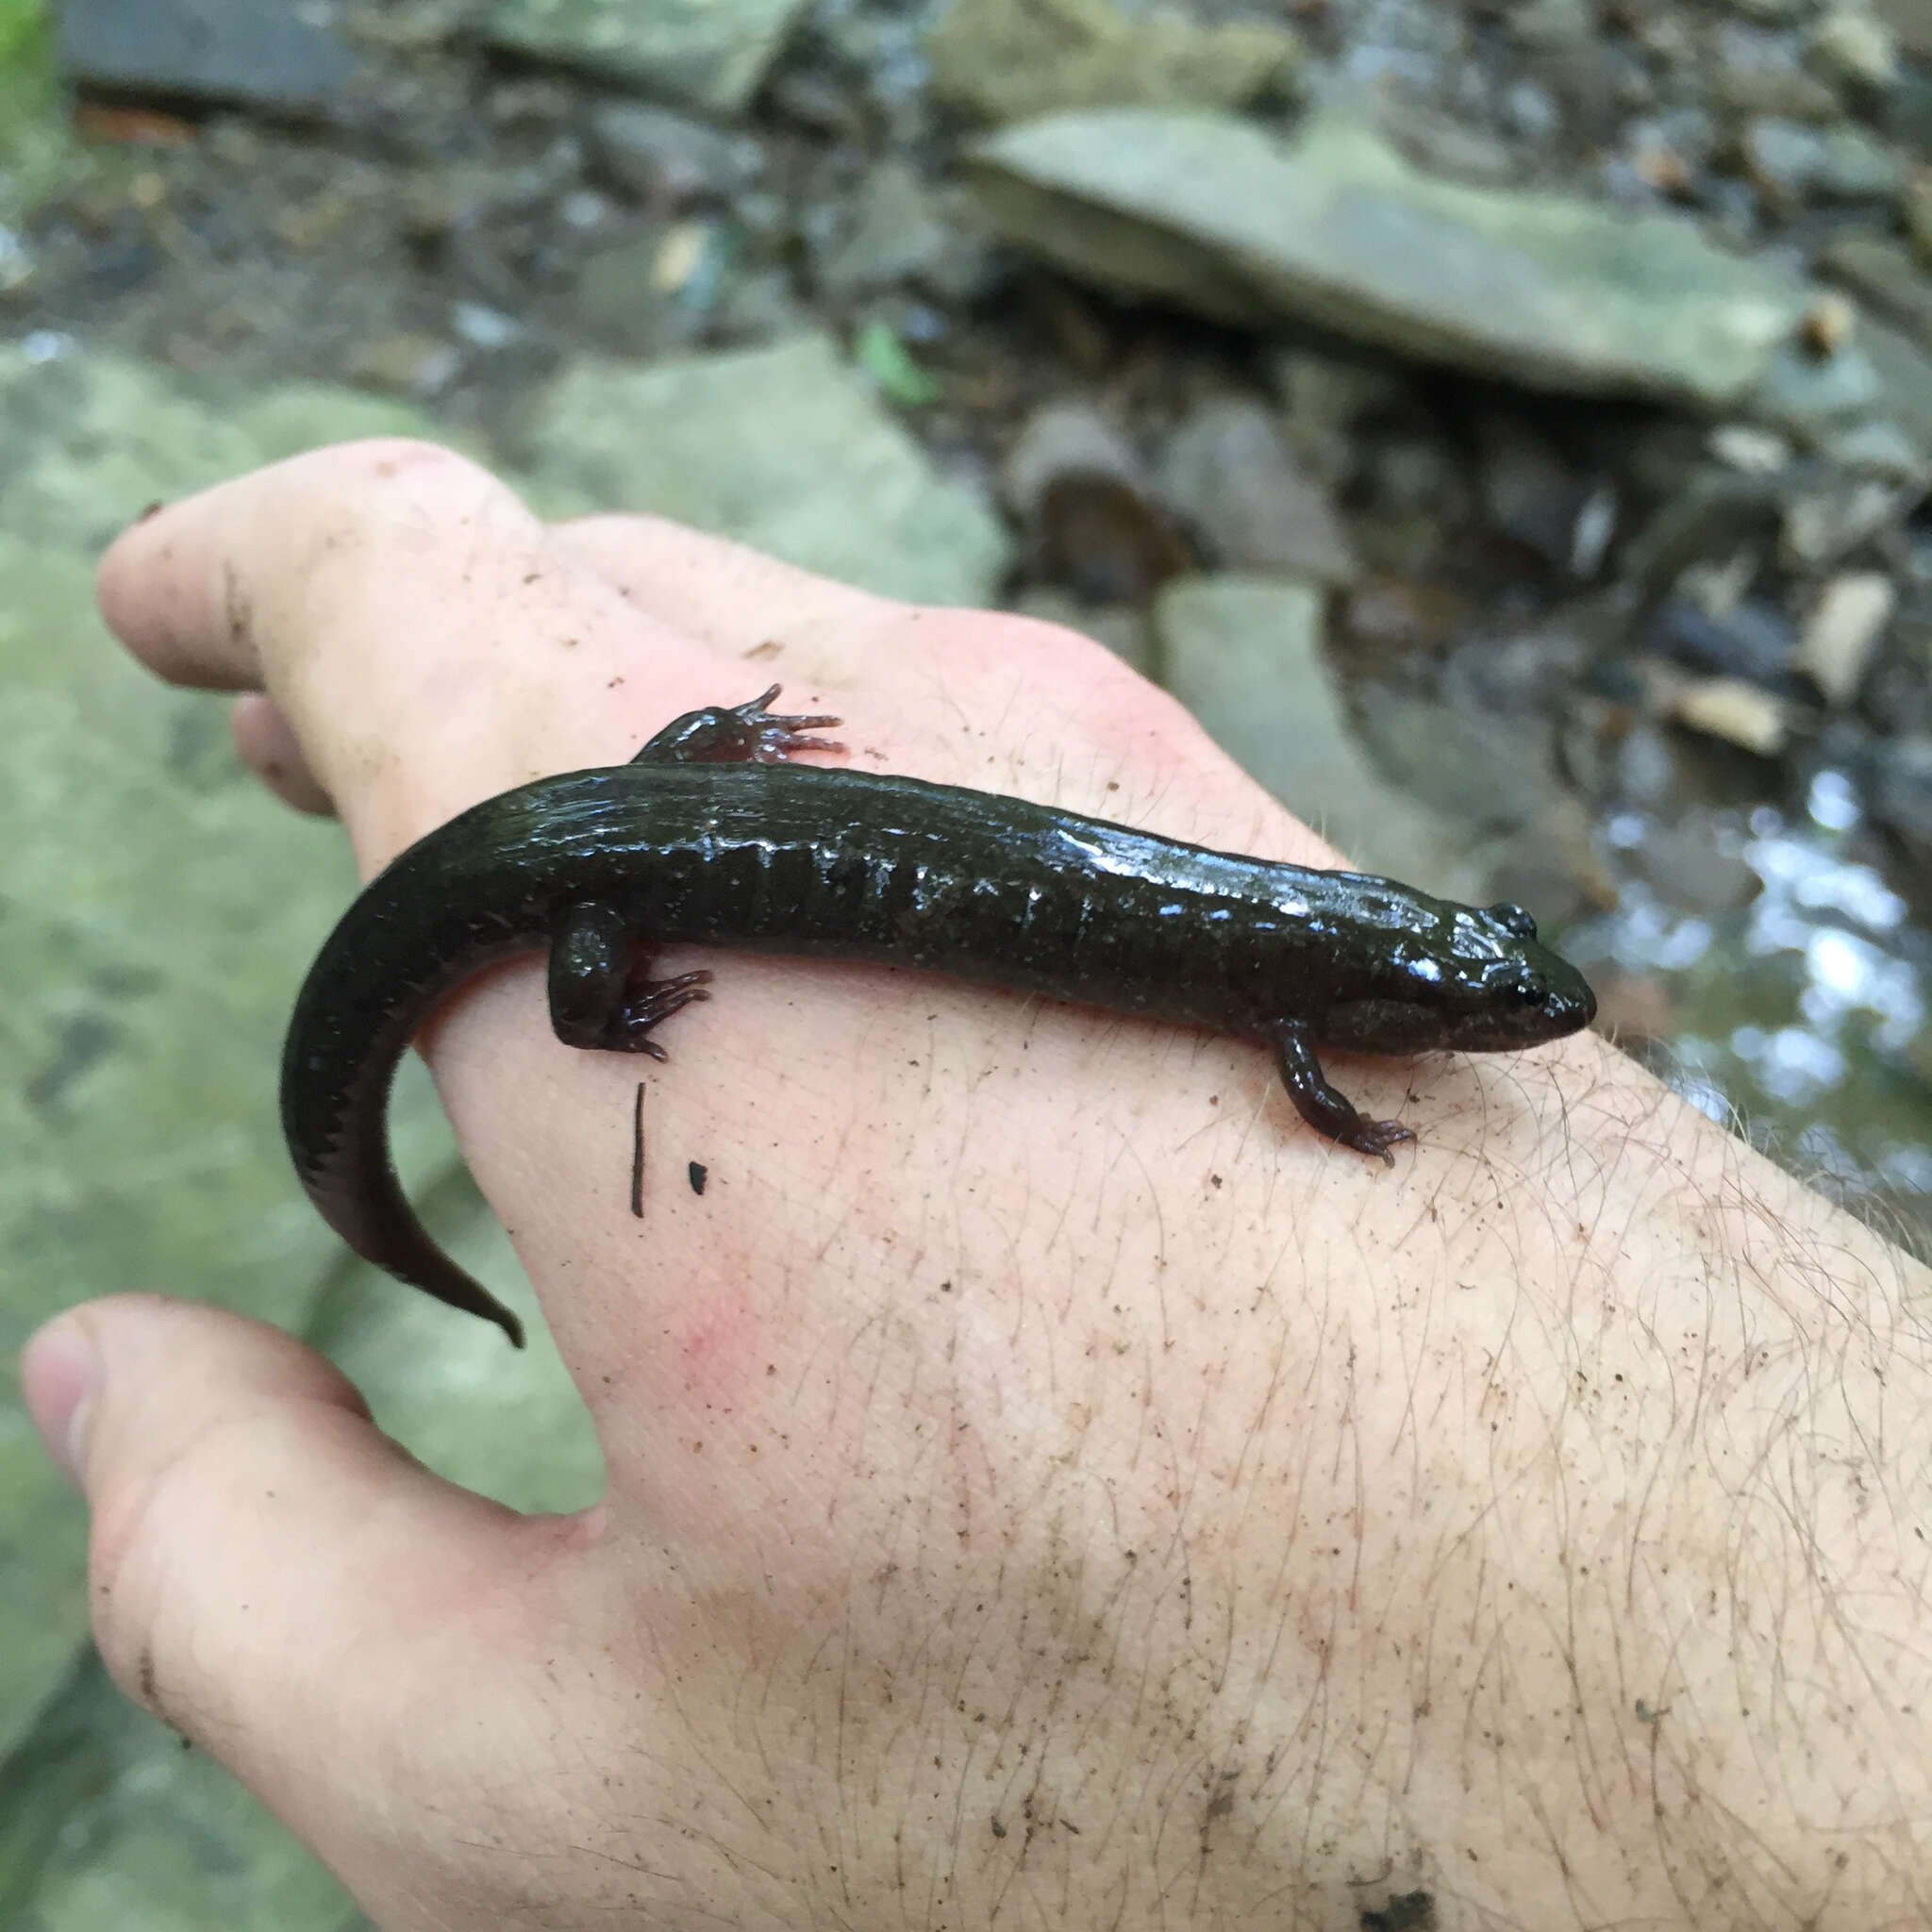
[518,334,1012,605]
[487,0,809,115]
[1153,575,1487,901]
[926,0,1300,125]
[967,108,1810,408]
[57,0,356,112]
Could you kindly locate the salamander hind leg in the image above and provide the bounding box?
[1270,1018,1416,1168]
[549,901,711,1057]
[633,683,843,766]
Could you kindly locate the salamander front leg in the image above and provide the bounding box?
[1270,1018,1416,1167]
[549,901,711,1057]
[633,683,843,766]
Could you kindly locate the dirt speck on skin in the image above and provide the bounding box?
[1359,1890,1435,1932]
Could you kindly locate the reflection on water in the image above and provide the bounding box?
[1570,770,1932,1214]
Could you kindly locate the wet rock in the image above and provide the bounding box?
[1870,732,1932,847]
[1619,465,1783,609]
[1341,578,1477,652]
[1745,335,1884,437]
[1907,169,1932,263]
[486,0,810,115]
[1037,473,1194,603]
[517,333,1011,605]
[1352,684,1573,839]
[965,108,1810,407]
[1725,0,1810,23]
[57,0,356,113]
[1800,570,1897,702]
[1822,414,1931,479]
[1154,574,1487,897]
[1742,115,1907,204]
[349,331,461,396]
[1801,288,1860,355]
[1708,422,1794,471]
[1782,475,1917,565]
[1808,7,1900,87]
[1872,0,1932,58]
[1711,34,1842,122]
[1441,624,1592,713]
[573,226,715,354]
[1507,0,1596,52]
[1647,590,1797,683]
[1270,347,1407,479]
[1000,399,1142,516]
[588,101,764,208]
[926,0,1300,125]
[1396,112,1523,186]
[1157,397,1357,585]
[818,161,955,297]
[1856,312,1932,452]
[1820,230,1932,347]
[1358,432,1471,519]
[1670,674,1791,754]
[1632,807,1764,911]
[1619,107,1719,199]
[0,347,446,1775]
[1354,681,1602,917]
[1474,415,1607,573]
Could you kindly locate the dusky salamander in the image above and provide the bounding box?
[282,687,1595,1344]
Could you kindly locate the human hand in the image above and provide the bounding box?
[23,441,1932,1929]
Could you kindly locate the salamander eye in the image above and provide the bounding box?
[1487,902,1539,940]
[1509,978,1548,1009]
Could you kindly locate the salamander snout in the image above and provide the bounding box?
[1494,952,1596,1042]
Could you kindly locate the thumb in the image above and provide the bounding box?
[19,1292,585,1886]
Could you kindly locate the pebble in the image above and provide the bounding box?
[1157,398,1357,584]
[1670,676,1790,754]
[1808,8,1900,86]
[588,103,764,207]
[1819,416,1929,482]
[1801,288,1859,353]
[1002,404,1192,603]
[818,162,954,296]
[1474,415,1597,572]
[1799,570,1897,702]
[1000,401,1142,517]
[1708,423,1793,470]
[348,332,460,396]
[1743,115,1907,203]
[1782,476,1910,564]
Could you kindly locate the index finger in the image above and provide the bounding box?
[95,441,733,869]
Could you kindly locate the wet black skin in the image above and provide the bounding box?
[282,689,1596,1346]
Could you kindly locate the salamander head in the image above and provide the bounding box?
[1314,899,1597,1055]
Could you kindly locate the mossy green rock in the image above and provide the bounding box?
[0,349,448,1907]
[518,333,1011,605]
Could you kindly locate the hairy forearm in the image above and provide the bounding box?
[608,1029,1932,1930]
[972,1033,1932,1927]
